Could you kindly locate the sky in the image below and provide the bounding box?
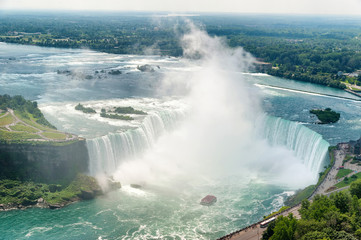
[1,0,361,15]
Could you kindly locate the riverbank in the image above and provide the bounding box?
[220,146,346,240]
[0,174,121,211]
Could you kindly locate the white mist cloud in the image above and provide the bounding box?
[2,0,361,15]
[112,23,316,190]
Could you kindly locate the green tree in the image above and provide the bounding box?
[331,191,351,213]
[262,220,276,240]
[270,214,297,240]
[302,195,337,221]
[295,219,326,239]
[350,179,361,198]
[300,231,330,240]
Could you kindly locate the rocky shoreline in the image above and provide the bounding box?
[0,197,76,211]
[0,187,103,211]
[0,175,121,212]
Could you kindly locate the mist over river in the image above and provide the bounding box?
[1,33,361,239]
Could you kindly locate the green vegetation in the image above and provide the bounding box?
[75,103,96,113]
[286,185,316,206]
[343,155,354,165]
[264,206,290,219]
[0,95,56,129]
[264,190,361,240]
[0,114,15,126]
[114,106,147,115]
[14,110,51,132]
[9,123,38,133]
[100,112,134,121]
[42,132,67,140]
[336,168,353,179]
[2,14,361,89]
[0,95,77,142]
[0,174,101,207]
[310,108,340,124]
[0,130,41,141]
[335,172,361,188]
[45,174,101,204]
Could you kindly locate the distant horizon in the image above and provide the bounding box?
[1,0,361,16]
[2,9,361,18]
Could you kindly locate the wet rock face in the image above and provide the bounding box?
[137,64,155,72]
[0,140,89,184]
[79,190,95,200]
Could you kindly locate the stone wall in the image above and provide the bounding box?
[0,140,89,184]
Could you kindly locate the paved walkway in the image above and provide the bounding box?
[311,148,345,197]
[221,205,302,240]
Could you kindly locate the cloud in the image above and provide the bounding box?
[1,0,361,15]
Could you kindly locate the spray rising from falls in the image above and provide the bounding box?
[87,108,186,177]
[86,23,330,190]
[257,115,329,177]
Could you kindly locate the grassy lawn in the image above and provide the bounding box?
[42,132,67,140]
[336,168,353,179]
[0,130,41,141]
[10,123,38,133]
[286,185,316,206]
[343,155,354,164]
[0,112,6,118]
[0,114,15,127]
[335,172,361,188]
[14,110,53,132]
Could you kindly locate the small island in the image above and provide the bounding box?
[100,112,134,121]
[114,106,147,115]
[75,103,96,113]
[99,106,148,121]
[310,108,340,124]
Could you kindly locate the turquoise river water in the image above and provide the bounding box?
[1,42,361,239]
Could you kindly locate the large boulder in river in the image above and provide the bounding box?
[79,190,96,200]
[137,64,155,72]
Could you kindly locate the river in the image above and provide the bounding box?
[0,42,360,239]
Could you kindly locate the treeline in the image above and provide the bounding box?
[263,179,361,240]
[0,95,56,129]
[2,14,361,89]
[310,108,340,124]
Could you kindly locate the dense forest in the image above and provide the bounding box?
[263,179,361,240]
[1,13,361,89]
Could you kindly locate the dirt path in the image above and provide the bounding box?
[0,111,9,119]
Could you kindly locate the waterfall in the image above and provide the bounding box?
[87,107,329,179]
[87,109,186,176]
[257,115,330,176]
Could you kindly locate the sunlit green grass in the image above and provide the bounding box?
[42,132,67,140]
[0,114,15,127]
[336,168,353,179]
[0,130,41,141]
[10,123,38,133]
